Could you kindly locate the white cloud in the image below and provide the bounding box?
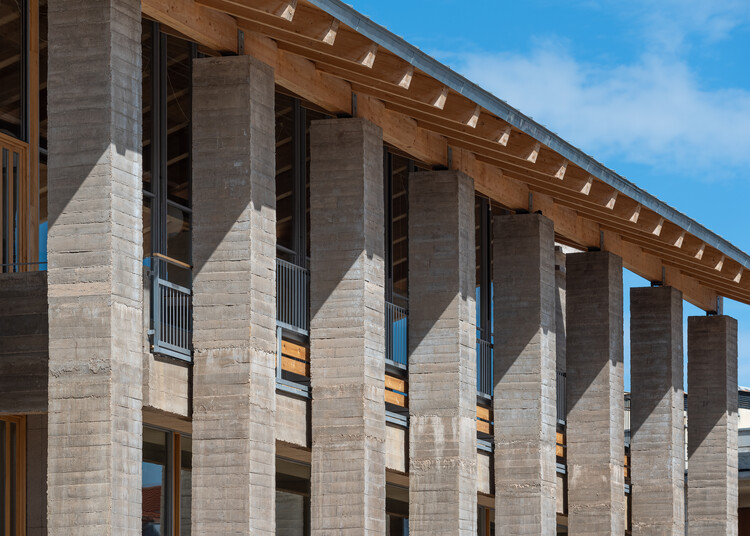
[631,0,750,52]
[439,44,750,180]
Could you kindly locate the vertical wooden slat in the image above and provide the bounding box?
[17,417,26,536]
[4,418,10,536]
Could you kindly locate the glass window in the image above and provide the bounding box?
[477,506,495,536]
[275,93,296,258]
[38,0,48,270]
[142,21,194,274]
[142,20,153,192]
[276,458,310,535]
[275,92,332,265]
[142,427,192,536]
[179,436,192,536]
[165,35,191,207]
[386,484,408,535]
[0,0,24,140]
[390,154,410,303]
[142,428,168,536]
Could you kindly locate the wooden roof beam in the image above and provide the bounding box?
[143,0,239,53]
[199,0,339,45]
[243,31,351,114]
[358,94,447,165]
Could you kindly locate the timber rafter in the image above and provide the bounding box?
[143,0,750,311]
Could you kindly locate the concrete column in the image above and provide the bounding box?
[555,248,567,373]
[191,56,277,535]
[408,170,477,535]
[566,251,625,535]
[630,287,685,535]
[309,118,386,534]
[492,213,557,534]
[630,286,685,535]
[46,0,143,533]
[687,315,738,535]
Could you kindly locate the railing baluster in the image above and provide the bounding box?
[150,256,192,361]
[275,257,311,336]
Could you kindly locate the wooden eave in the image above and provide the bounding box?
[142,0,750,311]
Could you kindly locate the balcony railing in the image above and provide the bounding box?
[385,300,408,369]
[276,257,310,336]
[476,337,493,399]
[150,255,192,361]
[557,370,566,424]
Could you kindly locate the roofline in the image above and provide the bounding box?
[308,0,750,273]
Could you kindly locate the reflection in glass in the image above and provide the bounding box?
[275,93,295,257]
[390,154,409,301]
[142,428,168,536]
[0,0,24,139]
[276,459,311,535]
[143,197,152,260]
[39,0,48,269]
[386,484,409,536]
[166,35,191,207]
[142,20,153,191]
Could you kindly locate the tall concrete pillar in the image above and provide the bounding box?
[566,251,625,535]
[555,248,567,373]
[408,170,477,535]
[309,118,386,534]
[191,56,277,535]
[630,286,685,535]
[687,315,738,535]
[46,0,143,533]
[492,213,557,534]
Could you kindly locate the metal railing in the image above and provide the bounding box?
[385,300,408,368]
[151,256,192,361]
[476,338,493,398]
[276,257,310,335]
[557,370,566,424]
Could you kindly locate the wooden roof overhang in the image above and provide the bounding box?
[143,0,750,311]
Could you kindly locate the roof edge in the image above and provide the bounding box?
[308,0,750,272]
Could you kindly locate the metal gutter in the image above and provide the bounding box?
[308,0,750,272]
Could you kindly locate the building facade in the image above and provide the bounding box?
[0,0,748,534]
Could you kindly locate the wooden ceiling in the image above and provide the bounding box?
[142,0,750,311]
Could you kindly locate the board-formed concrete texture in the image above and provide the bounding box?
[630,286,685,535]
[493,213,558,535]
[46,0,144,533]
[408,170,477,535]
[687,315,739,535]
[309,117,387,534]
[191,55,277,535]
[566,251,626,535]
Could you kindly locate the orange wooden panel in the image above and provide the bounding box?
[556,444,565,458]
[556,432,565,445]
[476,405,491,421]
[385,389,406,407]
[385,374,407,393]
[281,340,309,361]
[477,420,491,435]
[281,355,310,377]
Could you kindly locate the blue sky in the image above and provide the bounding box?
[353,0,750,388]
